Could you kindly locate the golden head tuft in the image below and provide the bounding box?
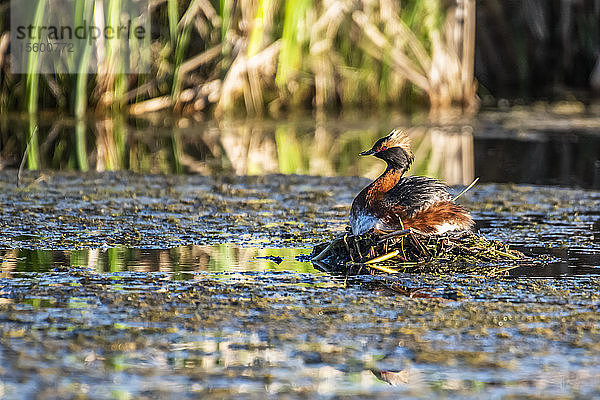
[383,129,412,157]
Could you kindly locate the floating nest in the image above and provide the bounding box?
[311,229,527,276]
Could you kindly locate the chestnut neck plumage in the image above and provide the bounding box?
[365,147,414,202]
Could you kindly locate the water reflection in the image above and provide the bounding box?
[1,114,477,184]
[0,245,316,276]
[2,244,599,278]
[475,131,600,188]
[3,111,600,187]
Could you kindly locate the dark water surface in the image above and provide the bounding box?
[2,108,600,187]
[1,110,600,398]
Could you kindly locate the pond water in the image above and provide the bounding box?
[1,108,600,398]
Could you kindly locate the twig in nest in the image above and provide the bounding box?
[377,229,411,242]
[368,245,376,258]
[343,234,354,262]
[492,249,520,260]
[354,239,363,261]
[311,236,342,261]
[365,250,400,264]
[409,233,429,258]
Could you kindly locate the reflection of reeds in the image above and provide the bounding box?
[212,122,474,184]
[4,117,474,183]
[75,119,89,171]
[0,249,18,278]
[275,126,304,174]
[95,116,126,171]
[3,246,313,274]
[25,117,40,170]
[407,126,474,185]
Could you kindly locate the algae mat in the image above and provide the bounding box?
[0,170,600,398]
[1,170,598,251]
[0,171,356,249]
[1,269,600,398]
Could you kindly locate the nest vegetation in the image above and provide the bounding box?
[311,229,526,276]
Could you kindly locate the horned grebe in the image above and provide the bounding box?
[350,129,474,235]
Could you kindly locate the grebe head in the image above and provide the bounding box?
[359,129,414,171]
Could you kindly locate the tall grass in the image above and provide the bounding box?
[3,0,478,118]
[25,0,45,117]
[219,0,233,41]
[171,13,193,101]
[23,0,47,170]
[247,0,275,57]
[72,0,94,111]
[105,0,126,112]
[4,1,599,118]
[168,0,179,46]
[275,0,311,88]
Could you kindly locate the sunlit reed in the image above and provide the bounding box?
[6,0,478,118]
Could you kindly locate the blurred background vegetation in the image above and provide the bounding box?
[1,0,598,118]
[0,0,478,116]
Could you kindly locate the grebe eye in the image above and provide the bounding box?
[380,145,387,151]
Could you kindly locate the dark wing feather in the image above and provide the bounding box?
[384,176,452,217]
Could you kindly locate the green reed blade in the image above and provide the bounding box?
[168,0,178,44]
[26,117,40,170]
[75,119,89,171]
[105,0,127,111]
[219,0,232,41]
[247,0,274,57]
[25,0,46,115]
[74,0,94,119]
[275,0,311,87]
[171,22,192,100]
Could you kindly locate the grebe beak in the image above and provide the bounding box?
[359,149,376,156]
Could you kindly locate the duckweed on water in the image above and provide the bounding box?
[0,170,359,249]
[1,269,600,398]
[1,171,598,253]
[1,170,600,398]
